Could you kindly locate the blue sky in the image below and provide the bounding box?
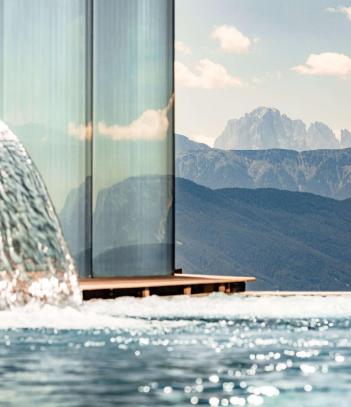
[175,0,351,146]
[1,0,173,210]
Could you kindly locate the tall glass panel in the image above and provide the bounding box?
[0,3,3,117]
[93,0,174,276]
[0,0,91,276]
[0,0,174,278]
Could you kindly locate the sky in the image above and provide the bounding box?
[2,0,351,210]
[175,0,351,146]
[1,0,173,211]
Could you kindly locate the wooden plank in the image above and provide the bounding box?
[141,288,150,297]
[183,286,192,295]
[218,284,226,293]
[78,274,255,300]
[79,274,255,291]
[177,273,256,283]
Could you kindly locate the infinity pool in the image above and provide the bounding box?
[0,294,350,406]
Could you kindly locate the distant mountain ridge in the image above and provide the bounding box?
[60,175,351,290]
[176,133,211,153]
[176,134,351,200]
[214,107,351,151]
[60,176,173,277]
[176,178,351,290]
[60,176,92,257]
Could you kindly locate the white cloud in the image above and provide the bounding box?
[69,98,173,141]
[249,70,282,86]
[211,25,251,53]
[98,97,173,141]
[175,40,191,55]
[251,77,263,85]
[292,52,351,78]
[326,6,351,22]
[68,122,93,140]
[175,59,243,89]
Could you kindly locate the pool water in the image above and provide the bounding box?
[0,294,350,406]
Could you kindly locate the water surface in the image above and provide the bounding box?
[0,294,350,406]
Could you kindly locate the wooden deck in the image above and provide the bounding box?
[79,273,256,300]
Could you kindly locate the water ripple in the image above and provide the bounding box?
[0,295,350,405]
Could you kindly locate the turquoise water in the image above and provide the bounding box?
[0,294,350,406]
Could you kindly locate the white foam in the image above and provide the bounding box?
[0,121,18,142]
[0,303,154,330]
[0,293,350,330]
[90,293,351,320]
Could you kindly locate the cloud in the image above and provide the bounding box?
[68,122,93,140]
[211,25,251,53]
[98,97,173,141]
[292,52,351,78]
[175,59,243,89]
[326,6,351,22]
[175,40,191,55]
[68,98,173,141]
[251,77,263,85]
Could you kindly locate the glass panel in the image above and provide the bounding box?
[93,0,174,276]
[0,3,3,117]
[0,0,174,278]
[0,0,91,276]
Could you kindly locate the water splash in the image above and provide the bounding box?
[0,121,81,308]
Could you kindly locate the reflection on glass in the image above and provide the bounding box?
[0,0,174,277]
[93,0,174,276]
[0,0,91,275]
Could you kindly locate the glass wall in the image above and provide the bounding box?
[93,0,174,276]
[0,0,92,276]
[0,0,174,277]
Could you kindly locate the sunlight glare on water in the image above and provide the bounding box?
[0,294,350,406]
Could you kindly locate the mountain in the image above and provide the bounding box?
[60,176,173,277]
[341,129,351,148]
[176,133,211,154]
[59,177,92,277]
[92,176,173,257]
[61,175,351,290]
[214,107,347,151]
[176,178,351,290]
[176,134,351,200]
[60,176,92,257]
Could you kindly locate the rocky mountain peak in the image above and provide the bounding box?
[340,129,351,148]
[250,106,280,119]
[214,107,349,151]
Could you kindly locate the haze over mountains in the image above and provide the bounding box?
[214,107,351,151]
[176,134,351,200]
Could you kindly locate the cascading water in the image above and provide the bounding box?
[0,121,81,308]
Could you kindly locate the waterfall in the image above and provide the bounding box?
[0,121,81,308]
